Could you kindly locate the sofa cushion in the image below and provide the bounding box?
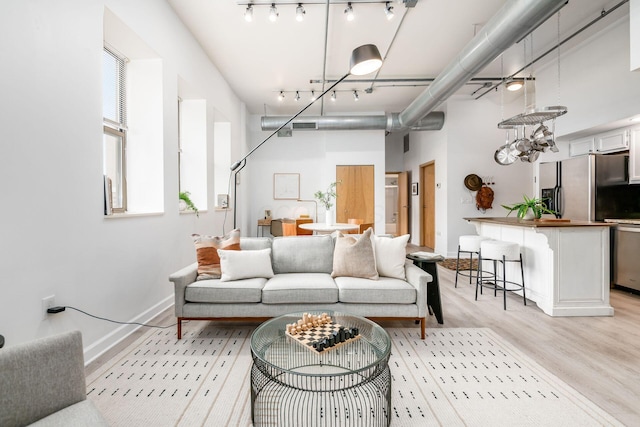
[240,237,272,251]
[271,235,334,274]
[373,233,410,279]
[185,278,267,303]
[261,273,338,304]
[192,229,240,280]
[218,248,274,282]
[335,276,416,304]
[331,228,378,280]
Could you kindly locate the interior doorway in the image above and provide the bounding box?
[420,161,436,249]
[385,173,399,235]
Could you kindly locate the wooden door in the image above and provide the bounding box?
[420,162,435,249]
[397,171,409,235]
[336,165,374,224]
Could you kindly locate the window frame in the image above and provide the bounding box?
[102,45,128,214]
[103,125,127,213]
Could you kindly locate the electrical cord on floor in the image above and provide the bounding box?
[46,306,177,329]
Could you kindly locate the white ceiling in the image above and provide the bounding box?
[167,0,626,117]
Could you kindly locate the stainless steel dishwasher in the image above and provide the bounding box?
[614,223,640,292]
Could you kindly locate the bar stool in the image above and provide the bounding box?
[455,235,491,287]
[476,240,526,310]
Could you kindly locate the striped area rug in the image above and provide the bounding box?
[86,323,622,426]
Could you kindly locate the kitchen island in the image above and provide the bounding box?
[466,217,615,317]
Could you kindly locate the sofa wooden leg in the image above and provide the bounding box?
[177,318,182,339]
[420,318,426,339]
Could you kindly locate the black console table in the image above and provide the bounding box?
[406,254,444,324]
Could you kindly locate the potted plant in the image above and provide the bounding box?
[179,191,199,217]
[314,181,339,225]
[502,195,555,220]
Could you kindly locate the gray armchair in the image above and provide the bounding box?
[0,331,109,427]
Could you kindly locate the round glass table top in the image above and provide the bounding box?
[250,311,391,376]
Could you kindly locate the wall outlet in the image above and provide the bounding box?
[42,295,55,320]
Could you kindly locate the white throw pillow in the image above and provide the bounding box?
[218,248,274,282]
[373,234,410,279]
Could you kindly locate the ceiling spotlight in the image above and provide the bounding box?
[269,4,278,22]
[331,91,337,102]
[506,79,523,91]
[296,3,305,22]
[345,2,354,21]
[384,2,394,20]
[244,4,253,22]
[277,91,284,101]
[295,91,300,101]
[310,90,316,101]
[353,90,359,101]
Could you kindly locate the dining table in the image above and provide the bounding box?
[298,222,360,235]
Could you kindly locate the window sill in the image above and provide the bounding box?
[105,211,164,219]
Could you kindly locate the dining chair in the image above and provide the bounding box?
[282,221,297,236]
[347,218,364,234]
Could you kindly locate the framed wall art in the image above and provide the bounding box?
[411,182,419,196]
[273,173,300,200]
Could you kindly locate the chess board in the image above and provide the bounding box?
[285,321,361,353]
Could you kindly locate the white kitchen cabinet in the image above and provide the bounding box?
[468,218,614,317]
[569,137,594,157]
[596,128,629,153]
[630,127,640,184]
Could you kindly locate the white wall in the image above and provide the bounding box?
[404,97,532,257]
[385,131,406,172]
[536,13,640,138]
[0,0,246,360]
[241,116,386,234]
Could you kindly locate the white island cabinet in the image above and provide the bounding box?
[466,218,615,317]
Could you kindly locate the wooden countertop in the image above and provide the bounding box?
[464,217,616,227]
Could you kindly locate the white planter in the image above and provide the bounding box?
[325,209,333,226]
[522,209,535,220]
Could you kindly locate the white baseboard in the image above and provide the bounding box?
[83,296,174,366]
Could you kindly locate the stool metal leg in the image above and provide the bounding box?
[475,251,481,300]
[455,245,461,288]
[520,254,527,306]
[502,255,508,310]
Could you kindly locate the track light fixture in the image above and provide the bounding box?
[269,3,278,22]
[353,90,359,101]
[296,3,305,22]
[278,91,284,101]
[244,4,253,22]
[310,90,316,101]
[506,79,523,91]
[345,2,354,21]
[384,2,394,20]
[295,91,300,101]
[331,91,337,101]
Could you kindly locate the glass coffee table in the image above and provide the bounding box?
[250,311,391,426]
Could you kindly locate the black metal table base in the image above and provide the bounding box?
[406,254,444,324]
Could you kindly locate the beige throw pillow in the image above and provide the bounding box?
[331,228,378,280]
[192,229,241,280]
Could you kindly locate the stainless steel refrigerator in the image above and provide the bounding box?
[539,152,637,221]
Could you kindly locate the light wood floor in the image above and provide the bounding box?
[87,254,640,425]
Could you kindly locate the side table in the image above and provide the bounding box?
[257,218,272,237]
[406,253,444,324]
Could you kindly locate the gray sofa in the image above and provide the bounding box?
[169,235,433,339]
[0,331,109,427]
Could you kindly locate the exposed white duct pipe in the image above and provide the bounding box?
[398,0,568,128]
[260,111,445,132]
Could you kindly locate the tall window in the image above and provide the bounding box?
[103,46,127,213]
